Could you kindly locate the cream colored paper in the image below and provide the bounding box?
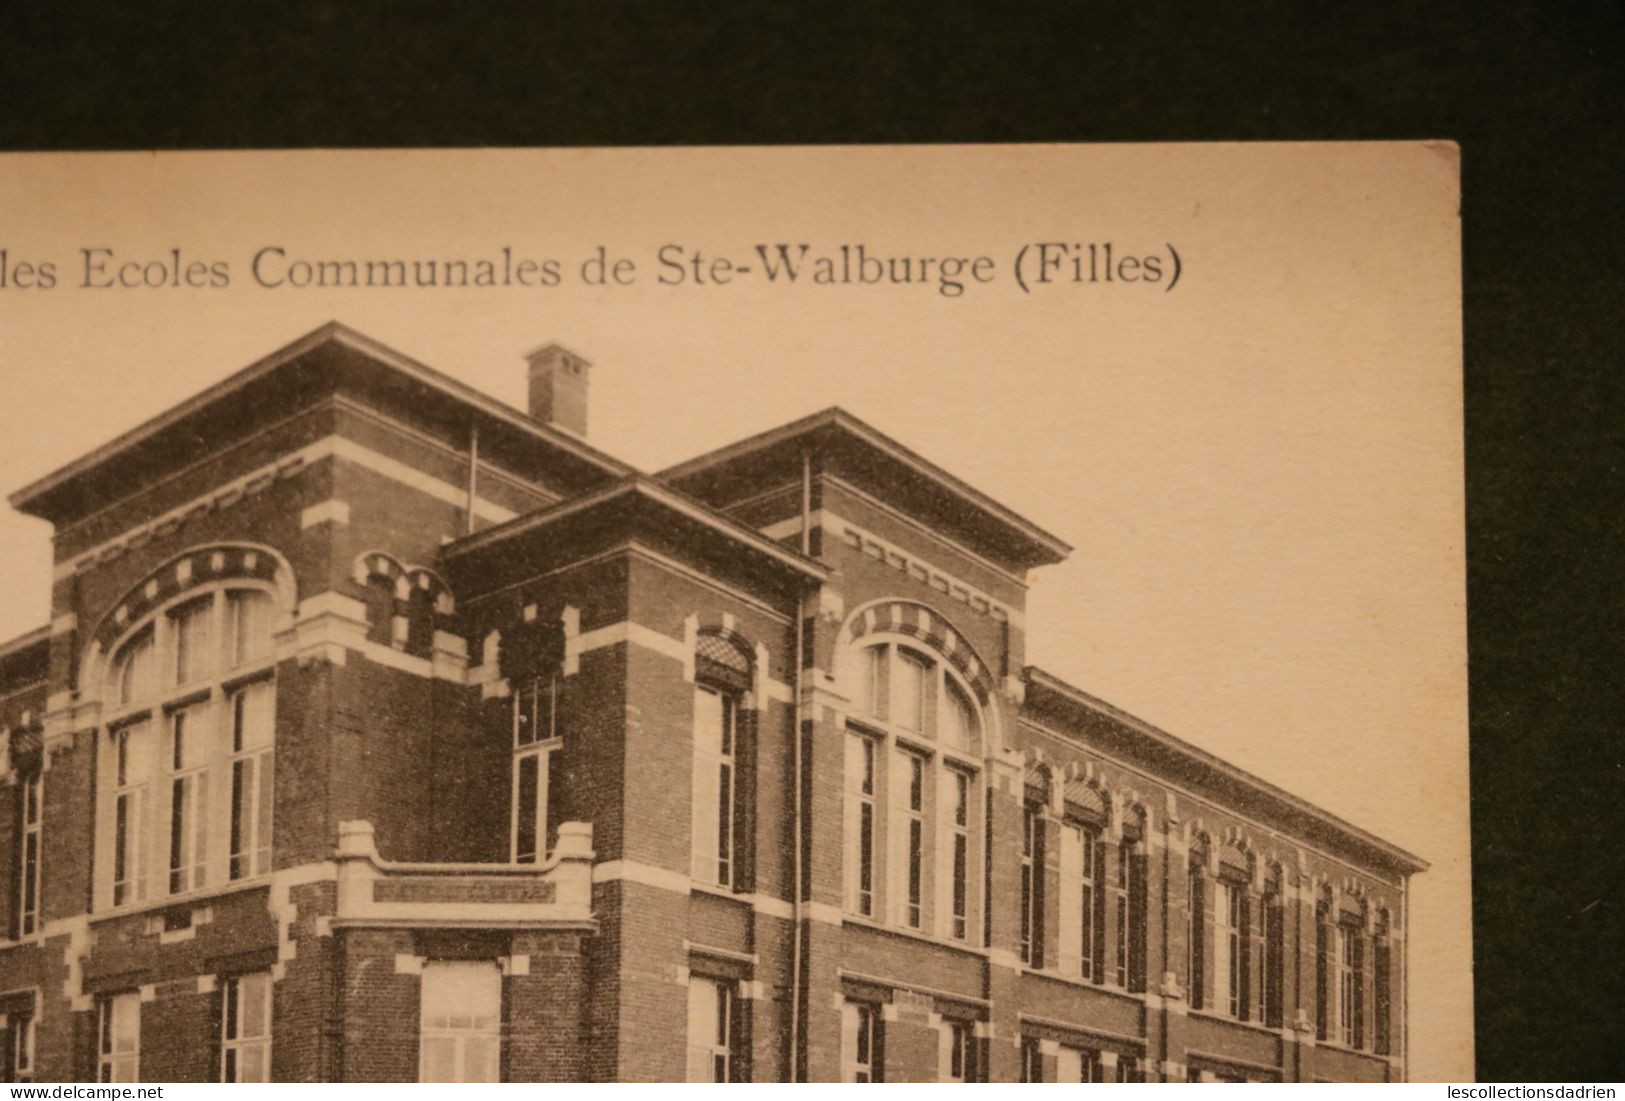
[0,144,1467,1078]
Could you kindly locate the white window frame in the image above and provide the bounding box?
[227,679,275,882]
[691,684,739,888]
[1214,880,1241,1016]
[1020,806,1040,964]
[97,585,278,913]
[1337,925,1356,1046]
[97,992,140,1082]
[841,1000,880,1083]
[10,1008,34,1083]
[17,772,42,936]
[167,704,210,895]
[685,975,734,1082]
[845,733,878,917]
[418,961,502,1083]
[220,971,272,1082]
[938,1017,976,1082]
[943,767,971,941]
[111,719,154,907]
[1019,1036,1043,1082]
[843,639,983,943]
[1058,822,1099,980]
[511,673,561,865]
[1057,1045,1098,1083]
[890,747,926,929]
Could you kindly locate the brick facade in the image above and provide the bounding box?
[0,323,1424,1082]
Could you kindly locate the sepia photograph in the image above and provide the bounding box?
[0,145,1467,1082]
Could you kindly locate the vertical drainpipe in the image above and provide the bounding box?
[790,446,813,1080]
[465,424,480,535]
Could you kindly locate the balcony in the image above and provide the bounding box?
[333,819,596,930]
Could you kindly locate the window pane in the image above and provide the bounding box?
[241,973,270,1038]
[117,632,154,706]
[942,682,976,752]
[172,600,212,685]
[894,652,927,732]
[420,962,501,1084]
[514,753,540,863]
[230,591,273,666]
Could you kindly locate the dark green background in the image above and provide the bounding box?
[2,1,1620,1081]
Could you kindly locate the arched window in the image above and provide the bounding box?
[1214,841,1254,1018]
[1116,807,1149,993]
[1059,780,1106,982]
[1317,889,1369,1048]
[842,636,985,944]
[98,585,278,910]
[1373,907,1393,1055]
[1262,863,1286,1027]
[692,632,752,890]
[1188,834,1211,1010]
[1020,766,1050,964]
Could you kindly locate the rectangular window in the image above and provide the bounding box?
[10,1012,33,1083]
[1263,898,1285,1028]
[841,1001,881,1083]
[168,707,210,894]
[892,749,926,929]
[1337,927,1356,1046]
[845,734,877,916]
[1019,1036,1043,1082]
[512,675,560,864]
[939,1018,977,1082]
[1188,868,1206,1010]
[514,674,557,747]
[1019,808,1044,966]
[220,972,271,1082]
[98,993,140,1082]
[171,599,212,686]
[18,773,42,936]
[1115,842,1133,987]
[943,768,970,940]
[113,722,154,906]
[685,976,734,1082]
[1058,824,1097,980]
[419,961,501,1083]
[1216,881,1241,1016]
[512,749,547,864]
[1374,937,1392,1055]
[691,686,737,887]
[228,681,274,881]
[1057,1045,1098,1083]
[1116,1054,1144,1083]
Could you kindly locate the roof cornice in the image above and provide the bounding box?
[658,407,1072,565]
[8,321,635,515]
[1021,665,1429,875]
[445,476,830,584]
[0,626,49,664]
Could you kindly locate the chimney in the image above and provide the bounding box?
[526,343,591,437]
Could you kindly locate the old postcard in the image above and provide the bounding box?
[0,145,1466,1082]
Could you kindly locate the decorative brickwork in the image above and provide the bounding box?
[0,325,1422,1082]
